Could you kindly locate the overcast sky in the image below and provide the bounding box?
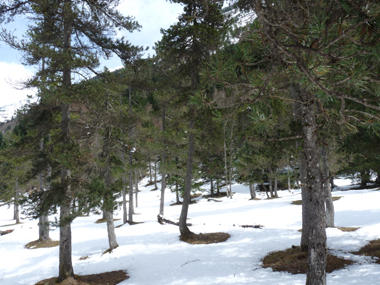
[0,0,183,107]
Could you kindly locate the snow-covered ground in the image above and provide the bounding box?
[1,178,380,285]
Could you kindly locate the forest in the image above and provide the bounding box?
[1,1,380,285]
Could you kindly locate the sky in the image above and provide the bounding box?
[0,0,183,107]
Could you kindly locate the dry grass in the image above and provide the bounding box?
[262,246,354,274]
[25,239,59,249]
[337,227,360,232]
[94,218,121,224]
[291,196,342,205]
[35,270,128,285]
[180,232,231,245]
[351,239,380,264]
[79,256,89,260]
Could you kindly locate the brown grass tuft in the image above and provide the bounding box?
[292,196,342,205]
[25,239,59,249]
[262,246,354,274]
[180,232,231,245]
[94,218,120,224]
[351,239,380,264]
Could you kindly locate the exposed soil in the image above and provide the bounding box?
[180,232,231,245]
[291,196,342,205]
[25,239,59,249]
[262,246,354,274]
[35,270,128,285]
[351,239,380,264]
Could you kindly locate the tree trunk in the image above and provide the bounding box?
[39,138,50,241]
[121,153,127,224]
[175,180,180,204]
[268,168,274,198]
[223,122,229,198]
[149,154,153,182]
[159,105,166,216]
[321,145,334,228]
[298,87,326,285]
[287,154,292,192]
[179,112,195,236]
[128,88,134,223]
[104,210,118,250]
[58,1,74,279]
[216,179,220,196]
[14,178,20,224]
[249,183,256,199]
[135,171,139,208]
[210,178,214,197]
[154,156,157,189]
[274,169,279,198]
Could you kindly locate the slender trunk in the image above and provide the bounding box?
[297,86,326,285]
[223,122,229,198]
[128,88,134,223]
[159,105,166,216]
[228,123,234,199]
[105,210,118,250]
[14,178,20,224]
[135,171,139,208]
[154,156,157,189]
[179,111,195,236]
[321,145,334,228]
[121,154,127,224]
[39,138,50,241]
[249,183,256,199]
[274,169,279,198]
[175,180,180,204]
[263,183,270,199]
[287,155,292,192]
[216,179,220,196]
[268,167,274,198]
[149,154,153,182]
[58,1,74,279]
[210,178,214,197]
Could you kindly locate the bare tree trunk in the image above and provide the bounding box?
[321,145,334,228]
[249,183,256,199]
[135,171,139,208]
[287,155,292,192]
[274,169,279,198]
[58,2,74,279]
[210,178,214,197]
[39,138,50,241]
[154,156,157,189]
[268,167,274,198]
[216,179,220,196]
[149,154,153,182]
[121,154,127,224]
[14,178,20,224]
[297,87,326,285]
[128,88,134,223]
[159,105,166,216]
[175,180,180,204]
[223,122,229,198]
[228,123,234,199]
[104,210,118,250]
[179,112,195,236]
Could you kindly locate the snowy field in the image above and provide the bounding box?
[1,178,380,285]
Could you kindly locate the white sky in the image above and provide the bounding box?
[0,0,183,107]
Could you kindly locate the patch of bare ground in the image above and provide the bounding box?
[337,227,360,232]
[94,218,120,224]
[292,196,342,205]
[170,200,197,206]
[262,246,354,274]
[34,270,128,285]
[180,232,231,245]
[351,239,380,264]
[249,198,262,201]
[115,221,144,228]
[203,191,232,198]
[25,239,59,249]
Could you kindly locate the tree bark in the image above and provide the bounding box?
[223,122,229,198]
[179,112,195,236]
[14,178,20,224]
[39,138,50,241]
[249,183,256,199]
[321,145,334,228]
[105,210,118,250]
[58,0,74,279]
[274,169,279,198]
[268,167,274,198]
[210,178,214,197]
[159,105,166,216]
[298,87,327,285]
[128,88,134,223]
[135,171,139,208]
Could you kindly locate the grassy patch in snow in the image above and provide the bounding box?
[262,246,353,274]
[291,196,342,205]
[94,218,121,224]
[352,239,380,264]
[337,227,360,232]
[180,232,231,245]
[34,270,128,285]
[25,239,59,249]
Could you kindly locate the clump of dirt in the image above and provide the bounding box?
[35,270,128,285]
[351,239,380,264]
[291,196,342,205]
[262,246,353,274]
[180,232,231,245]
[25,239,59,249]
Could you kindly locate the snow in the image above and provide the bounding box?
[1,178,380,285]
